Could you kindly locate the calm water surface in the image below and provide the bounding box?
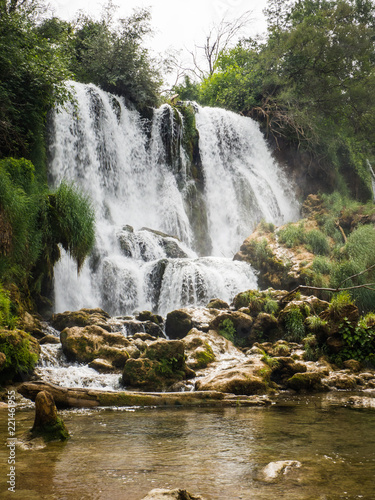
[0,393,374,500]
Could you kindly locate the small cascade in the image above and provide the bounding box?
[49,81,299,316]
[36,343,121,391]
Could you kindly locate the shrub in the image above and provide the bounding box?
[219,318,236,343]
[0,330,39,382]
[305,229,330,255]
[284,305,305,342]
[277,222,305,248]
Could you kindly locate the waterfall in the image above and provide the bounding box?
[49,81,299,317]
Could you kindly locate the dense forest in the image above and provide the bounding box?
[0,0,375,364]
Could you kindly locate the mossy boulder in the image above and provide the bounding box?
[206,298,229,310]
[52,308,111,332]
[121,339,195,391]
[269,357,307,386]
[135,310,164,326]
[29,391,69,442]
[165,309,193,339]
[60,325,130,364]
[286,371,327,392]
[209,311,254,347]
[141,488,206,500]
[0,329,40,383]
[181,329,216,369]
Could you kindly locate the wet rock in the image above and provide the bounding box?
[182,329,216,369]
[29,391,69,442]
[60,325,130,364]
[0,351,6,369]
[325,372,359,390]
[269,356,307,386]
[346,395,375,410]
[136,310,164,325]
[52,308,111,332]
[251,313,282,343]
[39,334,60,345]
[209,311,254,346]
[287,371,328,392]
[206,298,229,309]
[258,460,302,483]
[141,488,206,500]
[88,358,115,373]
[166,309,193,339]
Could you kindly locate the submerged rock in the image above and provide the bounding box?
[141,489,206,500]
[258,460,302,483]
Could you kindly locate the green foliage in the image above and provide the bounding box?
[284,305,305,341]
[49,181,95,271]
[264,298,279,315]
[312,256,333,276]
[0,2,72,160]
[277,222,305,248]
[305,315,327,333]
[0,285,17,329]
[337,318,375,364]
[305,230,330,256]
[261,352,280,369]
[155,356,179,377]
[69,7,161,109]
[0,330,38,381]
[219,318,236,343]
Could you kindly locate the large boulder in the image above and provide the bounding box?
[60,325,130,365]
[209,311,254,346]
[195,358,269,395]
[121,339,195,391]
[165,308,221,339]
[52,308,111,332]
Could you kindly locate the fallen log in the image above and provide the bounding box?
[18,381,271,409]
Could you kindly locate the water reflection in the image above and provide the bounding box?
[0,395,374,499]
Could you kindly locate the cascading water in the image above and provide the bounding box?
[49,81,299,317]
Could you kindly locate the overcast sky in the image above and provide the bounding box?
[48,0,269,55]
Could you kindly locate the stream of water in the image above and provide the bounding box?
[1,394,374,499]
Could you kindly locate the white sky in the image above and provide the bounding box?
[47,0,269,55]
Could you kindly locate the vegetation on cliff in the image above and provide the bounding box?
[175,0,375,200]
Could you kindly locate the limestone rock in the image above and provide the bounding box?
[287,371,327,392]
[195,360,269,395]
[19,311,44,339]
[60,325,130,364]
[88,358,115,373]
[206,298,229,309]
[165,309,193,339]
[258,460,302,483]
[52,308,111,332]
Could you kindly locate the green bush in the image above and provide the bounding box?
[0,330,39,382]
[278,222,305,248]
[219,318,236,343]
[284,305,306,342]
[305,229,330,255]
